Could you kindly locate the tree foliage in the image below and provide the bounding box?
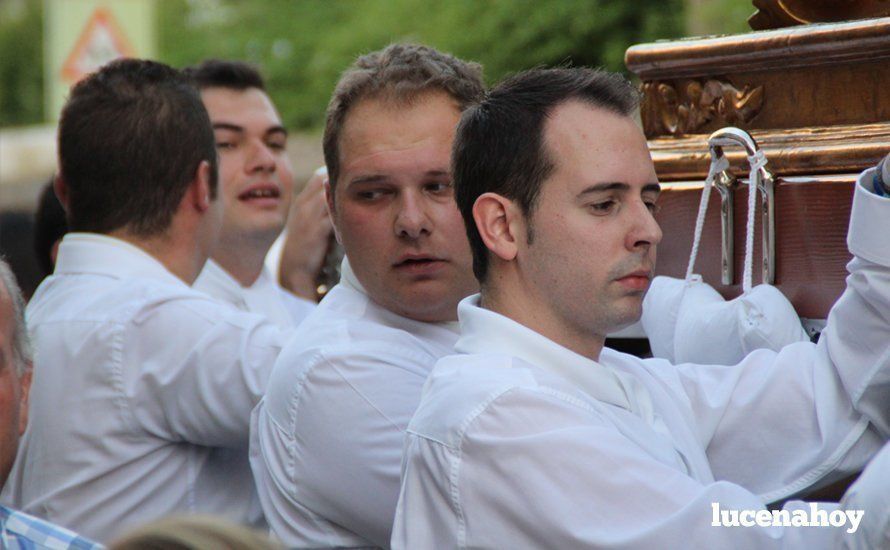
[0,0,44,126]
[161,0,686,131]
[3,0,693,128]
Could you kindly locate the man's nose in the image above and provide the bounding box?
[627,200,663,251]
[245,140,277,173]
[394,193,432,239]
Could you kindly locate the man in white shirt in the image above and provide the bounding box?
[184,60,331,326]
[1,59,290,541]
[250,43,484,548]
[394,67,890,548]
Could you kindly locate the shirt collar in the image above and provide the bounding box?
[194,259,245,303]
[455,294,635,411]
[248,265,289,302]
[338,255,366,295]
[54,233,187,288]
[199,259,278,292]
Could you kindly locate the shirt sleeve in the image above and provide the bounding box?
[394,387,852,550]
[121,296,289,448]
[253,342,431,548]
[277,286,317,326]
[665,176,890,499]
[835,441,890,549]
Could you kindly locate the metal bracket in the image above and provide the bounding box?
[706,127,776,285]
[713,170,738,285]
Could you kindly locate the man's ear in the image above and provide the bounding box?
[472,192,521,262]
[189,160,213,213]
[18,368,31,436]
[53,173,69,211]
[324,178,343,245]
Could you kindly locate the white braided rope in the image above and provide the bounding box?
[742,149,768,293]
[685,155,731,282]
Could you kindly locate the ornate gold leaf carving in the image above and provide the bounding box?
[642,79,764,138]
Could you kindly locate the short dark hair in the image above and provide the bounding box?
[58,58,218,236]
[182,59,266,91]
[33,178,67,277]
[323,43,485,192]
[453,67,639,282]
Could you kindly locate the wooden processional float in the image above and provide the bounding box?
[625,1,890,335]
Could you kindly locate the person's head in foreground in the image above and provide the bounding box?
[0,258,32,488]
[183,60,295,285]
[108,515,283,550]
[55,58,221,283]
[323,43,485,322]
[453,66,661,358]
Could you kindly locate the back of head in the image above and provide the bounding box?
[323,43,485,191]
[452,66,639,282]
[108,515,283,550]
[182,59,266,92]
[58,58,218,237]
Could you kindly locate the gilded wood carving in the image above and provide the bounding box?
[641,79,764,138]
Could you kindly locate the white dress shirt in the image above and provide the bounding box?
[1,234,289,541]
[194,259,315,328]
[250,258,459,548]
[393,169,890,549]
[837,441,890,549]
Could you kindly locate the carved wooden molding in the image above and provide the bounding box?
[642,79,764,137]
[749,0,890,31]
[648,122,890,181]
[626,18,890,80]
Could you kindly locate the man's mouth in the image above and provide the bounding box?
[239,187,280,199]
[393,255,446,274]
[238,184,281,205]
[615,269,652,291]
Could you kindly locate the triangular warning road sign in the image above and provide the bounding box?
[61,7,136,83]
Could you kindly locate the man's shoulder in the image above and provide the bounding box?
[27,271,280,377]
[265,314,435,409]
[280,285,453,373]
[407,352,554,448]
[30,269,175,313]
[408,352,630,455]
[32,269,253,329]
[0,506,103,549]
[261,287,457,428]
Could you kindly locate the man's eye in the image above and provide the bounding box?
[645,201,661,215]
[216,142,236,150]
[589,200,618,215]
[267,141,286,152]
[425,182,452,194]
[356,189,389,201]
